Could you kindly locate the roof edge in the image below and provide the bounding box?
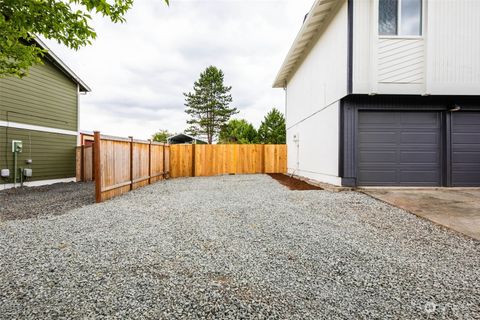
[273,0,342,88]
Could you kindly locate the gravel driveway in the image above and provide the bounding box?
[0,182,94,221]
[0,175,479,319]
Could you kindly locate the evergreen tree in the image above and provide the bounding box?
[258,108,286,144]
[219,119,258,144]
[184,66,238,144]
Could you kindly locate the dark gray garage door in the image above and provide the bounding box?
[452,112,480,187]
[358,112,442,186]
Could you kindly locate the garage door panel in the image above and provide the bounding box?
[399,169,440,180]
[452,112,480,186]
[400,132,439,144]
[452,152,480,163]
[400,112,440,126]
[453,133,480,143]
[359,151,397,163]
[358,170,397,184]
[400,151,440,163]
[359,132,397,143]
[358,111,441,186]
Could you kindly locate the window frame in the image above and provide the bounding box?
[378,0,424,39]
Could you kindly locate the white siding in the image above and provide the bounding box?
[378,38,425,84]
[426,0,480,94]
[286,0,348,128]
[285,0,347,186]
[353,0,480,96]
[287,101,341,186]
[353,0,373,93]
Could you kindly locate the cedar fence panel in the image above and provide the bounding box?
[169,144,287,178]
[94,132,169,202]
[93,132,286,203]
[76,145,94,182]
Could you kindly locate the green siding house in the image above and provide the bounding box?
[0,38,90,189]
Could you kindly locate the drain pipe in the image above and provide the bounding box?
[13,150,17,188]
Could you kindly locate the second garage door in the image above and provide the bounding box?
[452,112,480,186]
[358,112,442,186]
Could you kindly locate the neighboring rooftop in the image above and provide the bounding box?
[167,133,208,145]
[273,0,342,88]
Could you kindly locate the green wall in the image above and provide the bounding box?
[0,59,78,132]
[0,127,77,183]
[0,58,80,184]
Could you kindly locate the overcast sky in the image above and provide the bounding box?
[44,0,313,139]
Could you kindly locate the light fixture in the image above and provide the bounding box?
[449,105,462,112]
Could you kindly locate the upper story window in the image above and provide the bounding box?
[379,0,422,36]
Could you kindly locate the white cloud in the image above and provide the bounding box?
[44,0,313,139]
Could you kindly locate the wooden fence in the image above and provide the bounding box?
[93,132,170,202]
[76,145,94,182]
[89,131,286,202]
[170,144,287,178]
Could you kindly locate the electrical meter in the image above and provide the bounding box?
[12,140,23,153]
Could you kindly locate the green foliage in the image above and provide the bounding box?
[258,108,286,144]
[0,0,170,77]
[219,119,258,144]
[152,129,171,143]
[184,66,239,144]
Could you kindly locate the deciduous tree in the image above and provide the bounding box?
[219,119,258,144]
[152,129,171,143]
[0,0,170,77]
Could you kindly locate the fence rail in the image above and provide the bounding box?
[87,131,287,202]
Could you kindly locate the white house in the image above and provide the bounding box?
[274,0,480,187]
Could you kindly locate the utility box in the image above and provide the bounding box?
[23,168,33,177]
[12,140,23,153]
[1,169,10,178]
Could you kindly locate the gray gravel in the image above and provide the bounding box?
[0,175,479,319]
[0,182,94,221]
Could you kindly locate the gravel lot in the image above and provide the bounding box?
[0,182,94,221]
[0,175,479,319]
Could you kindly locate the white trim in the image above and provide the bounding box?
[0,121,78,136]
[287,168,342,186]
[77,84,81,145]
[0,178,76,190]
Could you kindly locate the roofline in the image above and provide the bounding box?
[167,133,208,143]
[34,37,91,92]
[273,0,342,88]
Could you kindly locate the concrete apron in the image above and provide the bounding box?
[360,188,480,241]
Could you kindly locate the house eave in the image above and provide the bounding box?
[273,0,342,88]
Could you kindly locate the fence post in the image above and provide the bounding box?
[148,139,152,185]
[162,144,166,179]
[129,136,134,190]
[262,144,266,173]
[191,143,196,177]
[93,131,102,203]
[81,144,85,182]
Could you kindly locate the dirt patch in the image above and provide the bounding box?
[0,182,94,221]
[267,173,323,191]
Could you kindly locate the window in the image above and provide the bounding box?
[379,0,422,36]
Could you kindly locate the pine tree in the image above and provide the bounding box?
[258,108,286,144]
[184,66,238,144]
